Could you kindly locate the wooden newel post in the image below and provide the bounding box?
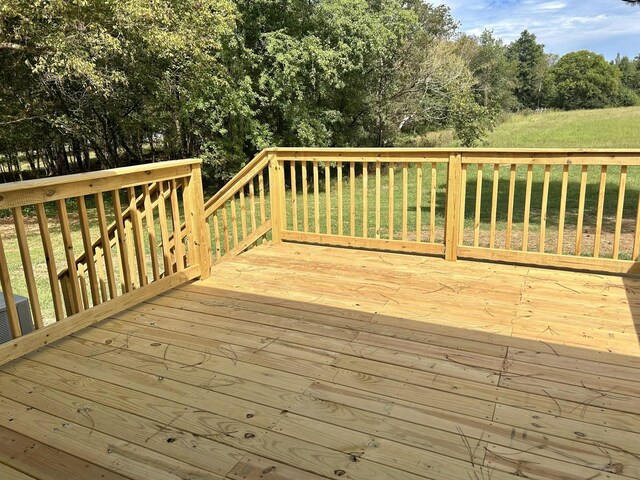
[445,153,462,261]
[187,161,212,279]
[269,155,283,243]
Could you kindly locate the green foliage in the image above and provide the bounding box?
[2,2,635,185]
[545,50,622,110]
[507,30,547,109]
[467,30,517,113]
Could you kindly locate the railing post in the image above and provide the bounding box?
[187,161,212,279]
[268,154,283,242]
[445,152,462,261]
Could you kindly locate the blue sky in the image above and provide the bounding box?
[438,0,640,60]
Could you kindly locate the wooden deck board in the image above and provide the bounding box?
[1,242,639,479]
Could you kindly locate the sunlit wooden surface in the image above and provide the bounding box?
[1,242,639,479]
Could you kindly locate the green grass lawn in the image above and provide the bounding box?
[483,106,640,148]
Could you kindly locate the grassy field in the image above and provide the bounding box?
[482,106,640,148]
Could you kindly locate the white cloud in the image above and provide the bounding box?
[535,2,567,11]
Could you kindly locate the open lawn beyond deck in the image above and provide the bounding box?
[0,242,639,480]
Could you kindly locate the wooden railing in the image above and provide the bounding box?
[53,150,272,319]
[0,159,209,364]
[1,147,639,366]
[268,148,640,275]
[203,150,273,263]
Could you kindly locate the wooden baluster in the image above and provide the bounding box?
[613,166,627,259]
[0,231,21,336]
[505,164,516,250]
[474,164,483,247]
[259,171,266,225]
[12,206,44,328]
[35,203,64,322]
[430,162,437,243]
[279,160,286,232]
[155,181,172,275]
[57,199,83,314]
[125,219,137,287]
[459,164,467,244]
[350,162,356,236]
[337,161,343,236]
[239,185,248,241]
[633,189,640,261]
[230,195,239,247]
[375,162,381,239]
[301,162,309,233]
[575,165,588,256]
[95,246,108,302]
[77,263,89,309]
[522,165,533,252]
[362,163,368,238]
[594,165,607,258]
[142,184,160,282]
[169,179,185,272]
[249,180,258,233]
[111,190,133,291]
[221,206,230,254]
[539,164,550,253]
[313,161,320,234]
[402,162,408,241]
[325,162,332,234]
[113,230,125,293]
[127,187,148,286]
[95,193,117,299]
[489,164,499,249]
[213,213,222,260]
[388,163,394,240]
[557,164,569,255]
[287,165,295,231]
[416,163,422,242]
[77,196,101,306]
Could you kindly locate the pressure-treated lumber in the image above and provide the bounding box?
[2,242,639,480]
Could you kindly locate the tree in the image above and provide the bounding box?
[507,30,547,109]
[545,50,622,110]
[465,30,517,113]
[1,0,240,174]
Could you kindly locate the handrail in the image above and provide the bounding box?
[204,149,270,216]
[0,159,209,366]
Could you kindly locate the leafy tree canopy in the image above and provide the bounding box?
[545,50,622,110]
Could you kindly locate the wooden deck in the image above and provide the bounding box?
[1,242,639,480]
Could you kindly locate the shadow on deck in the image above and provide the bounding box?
[0,242,639,480]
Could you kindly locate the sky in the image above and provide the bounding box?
[438,0,640,60]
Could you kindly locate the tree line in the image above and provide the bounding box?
[1,1,638,185]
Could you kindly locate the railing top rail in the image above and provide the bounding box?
[267,147,640,155]
[0,158,201,210]
[204,150,270,217]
